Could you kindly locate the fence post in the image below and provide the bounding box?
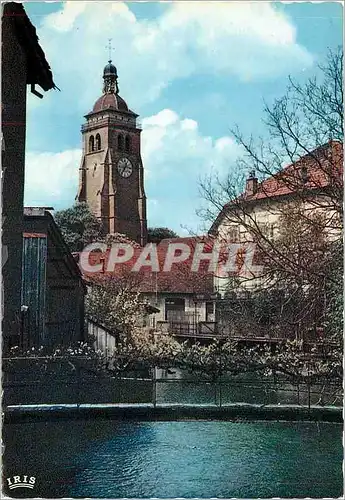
[219,378,222,408]
[218,343,223,408]
[76,362,80,410]
[152,366,157,408]
[307,361,311,411]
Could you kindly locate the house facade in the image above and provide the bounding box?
[210,141,343,297]
[2,2,56,347]
[21,208,86,350]
[81,236,218,339]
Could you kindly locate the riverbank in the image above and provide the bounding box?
[4,402,342,423]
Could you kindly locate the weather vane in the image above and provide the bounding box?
[106,38,113,62]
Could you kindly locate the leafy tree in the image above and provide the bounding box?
[55,202,102,252]
[147,227,179,244]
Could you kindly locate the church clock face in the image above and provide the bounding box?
[117,157,133,178]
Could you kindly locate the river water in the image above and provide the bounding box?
[3,419,342,498]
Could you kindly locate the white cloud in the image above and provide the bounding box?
[215,137,235,152]
[23,2,315,232]
[181,119,198,131]
[30,2,313,114]
[24,150,81,209]
[143,109,179,127]
[142,108,241,178]
[24,109,241,228]
[140,108,242,232]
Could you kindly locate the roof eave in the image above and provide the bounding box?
[6,3,56,92]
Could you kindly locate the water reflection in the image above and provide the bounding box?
[3,420,342,498]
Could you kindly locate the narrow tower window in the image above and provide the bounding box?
[125,135,131,152]
[89,135,95,152]
[118,134,124,151]
[95,133,101,150]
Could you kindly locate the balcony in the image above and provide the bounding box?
[157,320,219,339]
[81,117,142,132]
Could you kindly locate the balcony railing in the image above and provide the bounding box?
[81,117,142,132]
[157,321,219,338]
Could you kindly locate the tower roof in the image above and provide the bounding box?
[90,59,131,113]
[92,93,129,112]
[103,60,117,77]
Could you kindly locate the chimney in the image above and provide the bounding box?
[245,170,258,196]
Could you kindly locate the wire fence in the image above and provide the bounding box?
[2,357,342,409]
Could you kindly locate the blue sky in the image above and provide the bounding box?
[24,1,343,235]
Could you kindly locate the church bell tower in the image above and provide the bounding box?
[77,58,147,246]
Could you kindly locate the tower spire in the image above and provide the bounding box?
[102,40,118,94]
[107,38,113,63]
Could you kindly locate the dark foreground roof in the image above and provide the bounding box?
[23,208,85,287]
[3,2,56,91]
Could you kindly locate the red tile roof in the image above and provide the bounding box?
[242,141,343,203]
[80,236,216,294]
[210,141,343,234]
[92,93,129,113]
[23,232,46,238]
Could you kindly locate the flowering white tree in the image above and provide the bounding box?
[86,274,146,343]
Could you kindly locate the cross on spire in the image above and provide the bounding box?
[106,38,113,63]
[102,41,118,95]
